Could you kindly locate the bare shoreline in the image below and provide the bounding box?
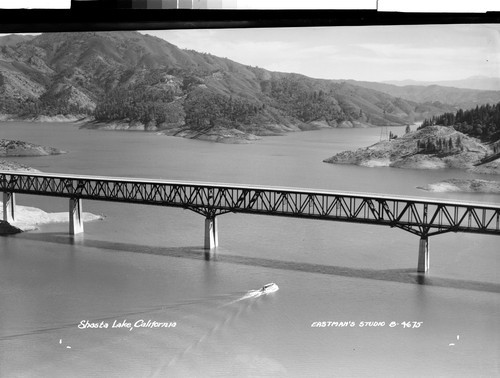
[0,202,103,235]
[417,178,500,194]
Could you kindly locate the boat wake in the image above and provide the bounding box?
[228,282,279,304]
[157,282,280,376]
[0,284,279,342]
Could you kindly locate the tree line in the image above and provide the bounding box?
[94,85,181,125]
[0,94,92,117]
[419,102,500,142]
[183,88,261,129]
[416,136,463,154]
[266,77,346,123]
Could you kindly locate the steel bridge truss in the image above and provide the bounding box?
[1,172,499,238]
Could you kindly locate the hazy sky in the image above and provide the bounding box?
[142,24,500,82]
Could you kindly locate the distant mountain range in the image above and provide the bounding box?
[384,76,500,91]
[1,32,499,141]
[338,79,500,110]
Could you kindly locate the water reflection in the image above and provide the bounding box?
[16,232,500,294]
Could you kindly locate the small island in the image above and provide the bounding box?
[83,121,263,144]
[1,139,65,157]
[0,138,66,172]
[323,125,500,194]
[0,140,102,234]
[324,125,495,171]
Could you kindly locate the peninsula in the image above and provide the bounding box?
[0,138,65,172]
[324,126,498,172]
[0,202,103,235]
[1,139,65,157]
[323,125,500,194]
[0,140,101,234]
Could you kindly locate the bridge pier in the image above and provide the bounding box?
[204,216,218,258]
[417,237,429,273]
[69,198,84,235]
[2,192,16,223]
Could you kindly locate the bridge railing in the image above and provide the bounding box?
[1,171,499,237]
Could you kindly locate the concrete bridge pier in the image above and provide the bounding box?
[204,216,218,259]
[69,198,84,235]
[2,192,16,223]
[417,236,429,273]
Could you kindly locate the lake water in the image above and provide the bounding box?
[0,122,499,377]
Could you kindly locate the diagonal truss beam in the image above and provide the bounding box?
[1,171,499,237]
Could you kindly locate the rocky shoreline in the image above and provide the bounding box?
[1,139,65,157]
[324,125,500,194]
[0,137,66,172]
[83,121,264,144]
[418,179,500,194]
[81,117,375,144]
[0,138,102,234]
[158,126,263,144]
[0,202,103,235]
[2,111,375,144]
[470,159,500,175]
[0,114,89,123]
[324,126,500,174]
[0,159,40,172]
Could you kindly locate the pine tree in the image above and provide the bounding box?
[420,101,500,141]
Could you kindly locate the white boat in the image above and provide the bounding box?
[260,283,279,294]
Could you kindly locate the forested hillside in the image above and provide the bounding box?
[419,102,500,143]
[341,79,500,110]
[1,31,495,141]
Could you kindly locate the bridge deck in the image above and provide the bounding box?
[0,170,497,206]
[1,171,499,238]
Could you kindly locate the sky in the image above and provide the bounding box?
[2,24,498,83]
[142,24,500,82]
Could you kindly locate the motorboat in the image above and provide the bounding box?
[260,283,279,294]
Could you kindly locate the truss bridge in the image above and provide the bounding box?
[1,171,499,273]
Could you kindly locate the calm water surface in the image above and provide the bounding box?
[0,122,499,377]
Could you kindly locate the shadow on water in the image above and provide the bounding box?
[13,232,500,294]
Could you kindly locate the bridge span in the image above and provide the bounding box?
[1,171,499,273]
